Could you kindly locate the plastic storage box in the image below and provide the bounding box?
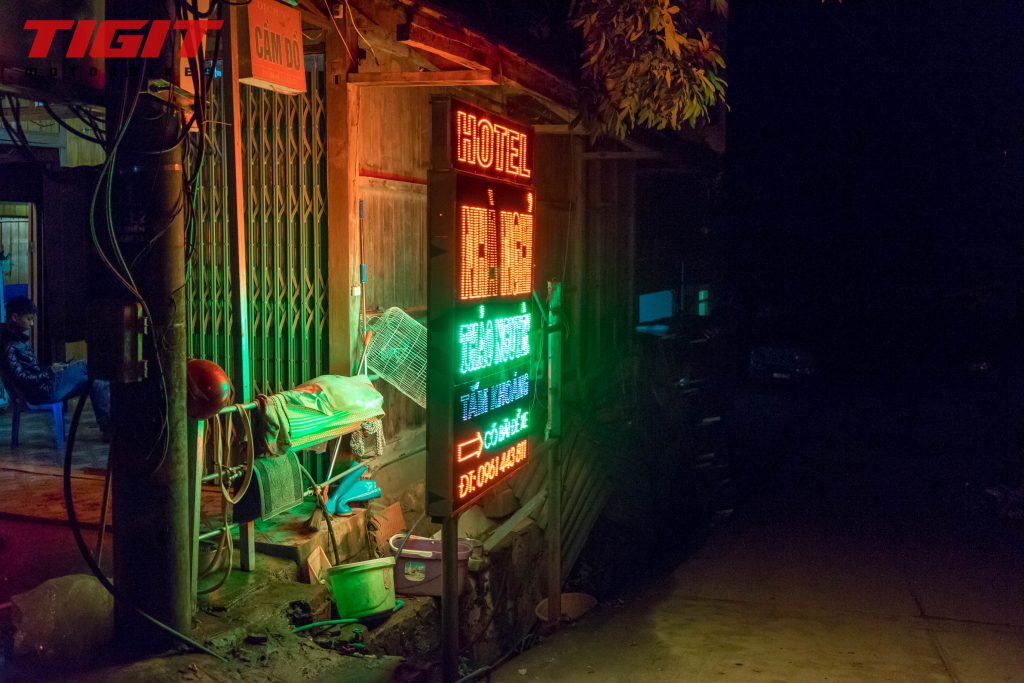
[389,534,473,596]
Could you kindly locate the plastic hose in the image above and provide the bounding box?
[291,617,358,633]
[196,406,257,593]
[210,407,255,505]
[196,504,233,595]
[292,599,406,633]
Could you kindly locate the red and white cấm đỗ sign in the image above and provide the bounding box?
[236,0,305,95]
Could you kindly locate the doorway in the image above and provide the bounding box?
[0,201,38,408]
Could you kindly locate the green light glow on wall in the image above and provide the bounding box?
[698,288,709,317]
[458,309,531,374]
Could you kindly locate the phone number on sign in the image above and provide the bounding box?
[457,439,528,500]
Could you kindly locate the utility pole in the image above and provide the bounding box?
[102,0,191,648]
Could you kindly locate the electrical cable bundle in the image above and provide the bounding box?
[175,0,226,271]
[63,383,229,662]
[42,101,104,146]
[85,58,179,474]
[0,96,62,173]
[50,0,252,663]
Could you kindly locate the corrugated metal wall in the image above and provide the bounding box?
[524,136,637,577]
[581,158,636,372]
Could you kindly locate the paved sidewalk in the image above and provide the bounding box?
[494,512,1024,682]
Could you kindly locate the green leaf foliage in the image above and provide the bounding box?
[571,0,728,139]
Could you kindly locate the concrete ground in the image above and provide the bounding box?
[494,378,1024,682]
[0,404,112,603]
[495,509,1024,682]
[0,407,445,682]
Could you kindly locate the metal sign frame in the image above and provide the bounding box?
[427,96,537,520]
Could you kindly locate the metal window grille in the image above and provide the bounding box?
[243,54,329,395]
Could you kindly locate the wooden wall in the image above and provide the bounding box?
[349,91,637,435]
[355,86,435,436]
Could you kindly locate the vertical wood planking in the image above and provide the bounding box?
[354,86,433,436]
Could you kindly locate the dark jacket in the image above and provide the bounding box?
[0,326,53,402]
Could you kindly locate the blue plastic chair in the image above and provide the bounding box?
[10,395,66,450]
[0,374,66,450]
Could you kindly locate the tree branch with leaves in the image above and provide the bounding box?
[571,0,728,138]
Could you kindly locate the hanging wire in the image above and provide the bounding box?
[84,62,175,472]
[322,0,354,62]
[42,102,105,145]
[342,0,380,65]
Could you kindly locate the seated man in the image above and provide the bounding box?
[0,296,110,439]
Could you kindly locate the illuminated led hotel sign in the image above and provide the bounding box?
[453,108,533,184]
[428,99,536,517]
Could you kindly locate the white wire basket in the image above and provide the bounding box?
[366,307,427,407]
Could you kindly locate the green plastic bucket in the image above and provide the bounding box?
[324,556,396,619]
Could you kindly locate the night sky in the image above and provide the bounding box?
[725,1,1024,367]
[436,1,1024,370]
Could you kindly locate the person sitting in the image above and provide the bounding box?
[0,296,110,439]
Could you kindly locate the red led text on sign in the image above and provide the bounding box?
[460,205,498,300]
[459,192,534,301]
[456,110,532,182]
[499,209,533,297]
[457,439,528,500]
[23,20,220,59]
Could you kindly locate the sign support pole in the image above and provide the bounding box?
[441,514,461,681]
[428,96,538,681]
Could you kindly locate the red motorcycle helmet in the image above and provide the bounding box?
[186,359,233,420]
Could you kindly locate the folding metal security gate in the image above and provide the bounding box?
[188,72,235,382]
[188,54,329,395]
